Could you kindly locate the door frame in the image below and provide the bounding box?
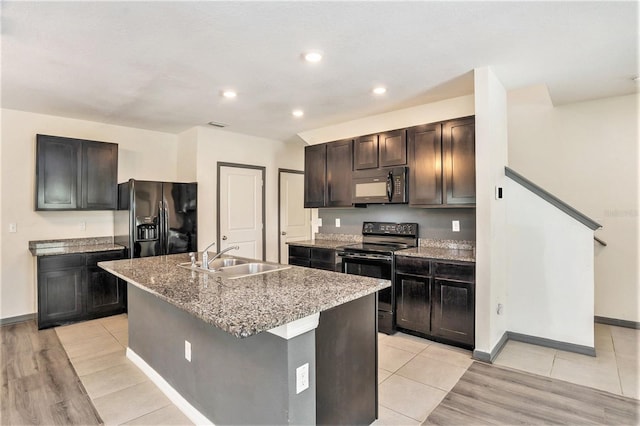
[278,168,305,263]
[217,162,266,261]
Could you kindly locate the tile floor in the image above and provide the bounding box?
[493,323,640,400]
[55,315,639,425]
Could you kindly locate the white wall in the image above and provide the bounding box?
[508,90,639,323]
[474,67,509,356]
[177,127,198,182]
[0,109,179,319]
[194,126,305,262]
[506,178,594,346]
[298,95,475,145]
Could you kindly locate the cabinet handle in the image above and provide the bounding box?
[281,232,287,236]
[222,236,228,240]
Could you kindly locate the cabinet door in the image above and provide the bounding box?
[379,129,407,167]
[432,279,475,346]
[409,123,443,205]
[395,273,431,335]
[443,118,475,205]
[38,267,84,328]
[354,134,378,170]
[36,135,81,210]
[326,139,353,207]
[82,141,118,210]
[304,144,327,208]
[86,266,126,315]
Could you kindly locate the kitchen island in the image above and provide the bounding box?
[99,253,388,425]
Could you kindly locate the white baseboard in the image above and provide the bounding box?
[126,348,214,425]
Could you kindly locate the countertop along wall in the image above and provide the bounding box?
[0,109,180,320]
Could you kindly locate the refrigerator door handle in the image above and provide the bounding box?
[163,200,170,254]
[158,201,165,254]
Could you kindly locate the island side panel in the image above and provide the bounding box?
[127,283,316,425]
[315,292,377,425]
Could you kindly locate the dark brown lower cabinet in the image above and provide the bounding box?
[395,273,431,335]
[395,255,475,349]
[37,250,126,329]
[288,245,341,271]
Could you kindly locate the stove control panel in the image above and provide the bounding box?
[362,222,418,237]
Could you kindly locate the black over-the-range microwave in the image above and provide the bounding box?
[352,166,408,204]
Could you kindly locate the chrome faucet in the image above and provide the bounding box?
[201,241,216,270]
[202,244,240,270]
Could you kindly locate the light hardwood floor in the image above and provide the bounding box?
[2,316,639,425]
[425,361,640,425]
[0,321,101,425]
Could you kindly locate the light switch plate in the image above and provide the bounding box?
[452,220,460,232]
[335,218,341,227]
[185,340,192,362]
[317,218,322,227]
[8,223,17,233]
[80,221,86,231]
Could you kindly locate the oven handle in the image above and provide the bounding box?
[338,252,392,262]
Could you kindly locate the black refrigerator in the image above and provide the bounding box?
[114,179,197,258]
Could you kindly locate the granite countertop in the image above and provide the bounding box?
[29,237,124,257]
[99,253,389,339]
[286,239,352,249]
[396,246,475,263]
[287,233,362,249]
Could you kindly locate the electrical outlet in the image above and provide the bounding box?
[296,363,309,394]
[335,218,341,228]
[80,221,86,231]
[317,218,322,227]
[8,223,17,233]
[452,220,460,232]
[185,340,192,362]
[497,303,504,315]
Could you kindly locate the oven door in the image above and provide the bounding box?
[340,253,393,312]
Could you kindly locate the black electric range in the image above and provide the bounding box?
[338,222,418,334]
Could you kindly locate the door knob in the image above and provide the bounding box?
[281,232,287,236]
[222,236,228,240]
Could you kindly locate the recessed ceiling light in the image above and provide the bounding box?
[303,51,323,63]
[222,90,237,99]
[292,109,304,117]
[373,86,387,95]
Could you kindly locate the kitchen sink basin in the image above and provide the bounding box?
[219,262,291,279]
[178,257,248,273]
[178,258,290,278]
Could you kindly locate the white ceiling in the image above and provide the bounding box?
[1,1,638,141]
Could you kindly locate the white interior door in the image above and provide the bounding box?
[279,171,311,263]
[219,166,264,260]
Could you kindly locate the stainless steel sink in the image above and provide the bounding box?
[178,257,248,273]
[219,262,291,279]
[178,258,290,278]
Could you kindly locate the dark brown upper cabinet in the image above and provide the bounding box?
[304,144,327,208]
[443,117,476,205]
[36,134,118,210]
[326,139,353,207]
[304,139,353,208]
[409,117,475,207]
[409,123,443,206]
[354,129,406,170]
[379,129,407,167]
[354,134,379,170]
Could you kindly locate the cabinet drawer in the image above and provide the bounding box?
[310,260,339,272]
[86,250,125,266]
[289,245,310,258]
[289,257,310,268]
[394,256,430,276]
[433,262,475,282]
[38,254,85,271]
[311,248,336,263]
